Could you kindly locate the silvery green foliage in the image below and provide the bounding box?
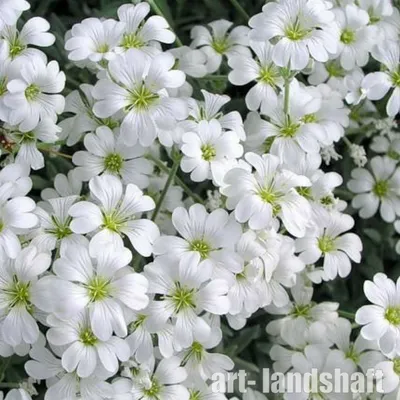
[0,0,399,399]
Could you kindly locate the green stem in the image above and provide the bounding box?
[146,154,205,204]
[342,136,352,149]
[228,0,250,21]
[0,358,11,383]
[0,383,19,389]
[338,310,356,320]
[151,158,180,222]
[147,0,183,47]
[283,75,291,115]
[40,147,73,160]
[198,75,228,81]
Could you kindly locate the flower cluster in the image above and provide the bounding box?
[0,0,399,399]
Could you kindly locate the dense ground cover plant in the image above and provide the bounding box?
[0,0,400,399]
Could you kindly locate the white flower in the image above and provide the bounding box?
[266,285,339,346]
[362,40,400,117]
[4,56,65,131]
[329,318,385,373]
[69,174,159,256]
[73,125,152,188]
[0,0,29,32]
[0,178,38,258]
[334,4,374,70]
[31,195,85,253]
[115,357,189,400]
[186,90,245,140]
[41,170,82,200]
[1,17,55,60]
[144,253,230,349]
[222,152,312,236]
[47,310,129,378]
[168,46,207,78]
[307,60,348,97]
[180,119,243,185]
[191,19,250,74]
[356,273,400,355]
[5,118,61,170]
[92,49,187,147]
[65,18,125,63]
[344,69,369,105]
[375,356,400,396]
[125,308,174,363]
[153,203,242,280]
[228,41,283,111]
[358,0,397,43]
[287,345,355,400]
[371,132,400,160]
[296,212,362,280]
[50,240,149,340]
[3,389,32,400]
[249,0,338,70]
[0,246,51,346]
[117,2,175,54]
[259,235,305,307]
[25,345,115,400]
[58,84,119,147]
[176,325,233,381]
[348,156,400,222]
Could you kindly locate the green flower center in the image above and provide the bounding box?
[388,149,400,161]
[301,113,317,124]
[320,195,335,206]
[212,38,229,54]
[170,283,196,313]
[280,121,300,138]
[385,307,400,325]
[97,44,110,54]
[340,29,356,44]
[79,328,98,346]
[201,144,216,161]
[102,117,119,130]
[258,64,279,86]
[290,304,312,318]
[285,19,310,41]
[325,61,345,78]
[48,216,73,240]
[102,212,124,233]
[128,85,159,111]
[0,77,7,97]
[6,276,32,310]
[121,33,144,49]
[190,239,211,259]
[318,236,335,253]
[298,186,313,200]
[86,276,110,302]
[391,70,400,87]
[9,37,26,59]
[368,8,380,24]
[25,84,40,101]
[129,314,147,332]
[143,378,161,398]
[184,341,204,362]
[21,131,36,143]
[104,153,124,173]
[189,390,202,400]
[373,180,389,198]
[394,358,400,375]
[258,187,282,215]
[345,344,360,364]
